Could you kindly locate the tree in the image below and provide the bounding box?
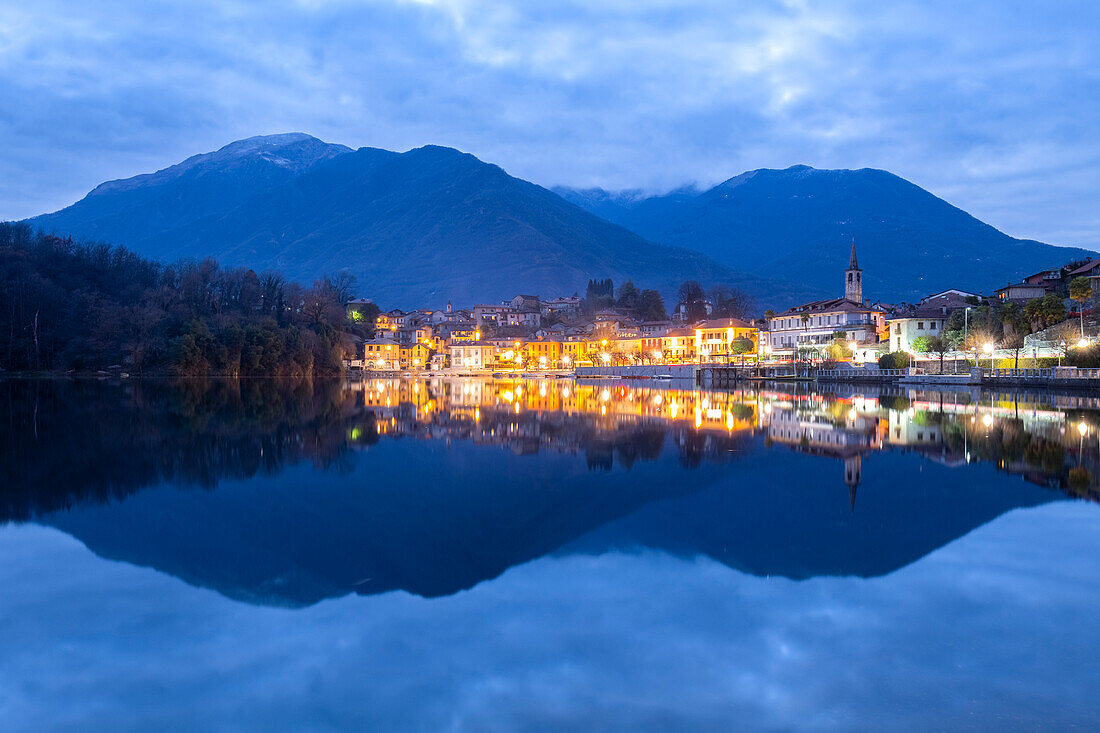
[1069,276,1092,337]
[708,285,754,320]
[1002,330,1026,369]
[911,335,934,353]
[678,281,707,322]
[928,335,952,373]
[730,336,754,365]
[637,289,667,321]
[616,280,640,315]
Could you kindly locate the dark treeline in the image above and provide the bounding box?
[0,222,368,375]
[0,378,374,522]
[581,277,668,321]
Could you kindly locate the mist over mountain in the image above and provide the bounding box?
[28,134,808,309]
[556,165,1096,304]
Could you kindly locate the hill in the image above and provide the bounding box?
[27,135,809,309]
[556,165,1096,304]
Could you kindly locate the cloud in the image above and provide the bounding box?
[2,502,1100,731]
[0,0,1097,249]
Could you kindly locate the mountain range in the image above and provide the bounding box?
[28,133,802,309]
[555,165,1096,303]
[26,133,1095,309]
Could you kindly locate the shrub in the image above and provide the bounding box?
[878,351,912,369]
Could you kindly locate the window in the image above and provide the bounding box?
[930,322,938,330]
[917,322,924,330]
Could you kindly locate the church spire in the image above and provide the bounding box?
[844,238,863,303]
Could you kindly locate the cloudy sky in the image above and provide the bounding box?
[1,0,1098,249]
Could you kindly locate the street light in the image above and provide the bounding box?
[1078,337,1090,349]
[983,342,995,371]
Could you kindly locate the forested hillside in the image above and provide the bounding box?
[0,222,364,375]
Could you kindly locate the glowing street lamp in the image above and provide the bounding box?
[1079,422,1089,436]
[983,342,995,370]
[1079,338,1090,349]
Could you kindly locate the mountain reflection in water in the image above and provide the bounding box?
[2,377,1099,606]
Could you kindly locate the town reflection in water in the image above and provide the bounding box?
[349,375,1100,502]
[3,376,1100,606]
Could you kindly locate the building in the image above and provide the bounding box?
[375,309,406,334]
[506,310,541,328]
[693,318,759,363]
[510,294,541,312]
[474,304,513,326]
[764,241,886,356]
[994,282,1047,303]
[362,338,400,370]
[541,296,581,317]
[1023,269,1065,292]
[449,343,495,370]
[886,303,948,354]
[640,320,673,336]
[661,327,695,362]
[399,343,431,370]
[919,290,977,314]
[524,338,564,369]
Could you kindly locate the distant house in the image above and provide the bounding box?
[1068,259,1100,292]
[1023,269,1064,292]
[919,290,979,314]
[510,294,541,312]
[473,304,513,325]
[375,309,406,334]
[1068,259,1100,278]
[506,310,541,328]
[921,288,978,302]
[887,303,948,354]
[994,282,1046,303]
[541,296,580,317]
[640,320,673,336]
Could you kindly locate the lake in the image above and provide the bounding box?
[2,377,1100,731]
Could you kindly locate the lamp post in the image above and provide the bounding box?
[983,342,995,372]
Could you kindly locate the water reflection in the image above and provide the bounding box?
[2,377,1099,606]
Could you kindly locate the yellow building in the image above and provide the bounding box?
[363,338,399,370]
[524,339,564,369]
[399,343,431,370]
[561,339,591,368]
[693,318,759,363]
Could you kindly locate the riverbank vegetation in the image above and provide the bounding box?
[0,222,370,376]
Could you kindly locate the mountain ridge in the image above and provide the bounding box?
[555,164,1096,302]
[28,134,814,309]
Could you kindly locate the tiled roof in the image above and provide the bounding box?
[1069,259,1100,276]
[771,299,880,318]
[693,317,754,330]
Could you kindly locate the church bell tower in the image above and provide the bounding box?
[845,238,862,304]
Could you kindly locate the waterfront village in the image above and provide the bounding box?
[343,241,1100,379]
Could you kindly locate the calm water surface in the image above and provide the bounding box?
[2,377,1100,731]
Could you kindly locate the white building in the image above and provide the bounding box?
[449,343,494,370]
[764,241,885,356]
[886,304,948,354]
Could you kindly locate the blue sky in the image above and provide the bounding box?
[1,0,1098,249]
